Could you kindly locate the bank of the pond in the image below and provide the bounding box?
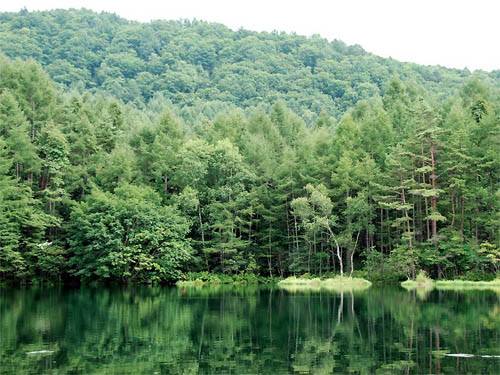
[175,273,373,289]
[277,276,372,292]
[175,272,279,286]
[401,274,500,292]
[401,272,434,289]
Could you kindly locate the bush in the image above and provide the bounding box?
[179,272,276,285]
[460,269,496,282]
[416,270,431,283]
[361,248,408,283]
[67,185,192,284]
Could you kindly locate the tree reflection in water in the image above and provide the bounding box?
[0,286,498,374]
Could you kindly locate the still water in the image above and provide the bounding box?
[0,285,498,374]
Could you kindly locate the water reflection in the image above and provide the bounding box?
[0,286,498,374]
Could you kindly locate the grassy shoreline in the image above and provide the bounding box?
[175,272,279,286]
[175,273,373,290]
[277,276,372,292]
[435,279,500,291]
[401,272,500,292]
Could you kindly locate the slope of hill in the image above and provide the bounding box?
[1,8,498,119]
[0,10,498,285]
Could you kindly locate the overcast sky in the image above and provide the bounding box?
[2,0,499,72]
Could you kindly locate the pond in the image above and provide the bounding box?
[0,285,498,374]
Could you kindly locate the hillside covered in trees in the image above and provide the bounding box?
[0,9,498,284]
[1,8,500,122]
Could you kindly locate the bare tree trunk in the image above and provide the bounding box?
[380,208,384,254]
[286,207,291,266]
[293,214,300,275]
[422,144,431,241]
[430,141,438,247]
[402,189,413,251]
[350,231,360,277]
[450,190,455,228]
[401,183,415,279]
[460,197,465,236]
[268,222,273,277]
[307,240,311,274]
[332,230,343,276]
[198,206,209,271]
[324,215,343,276]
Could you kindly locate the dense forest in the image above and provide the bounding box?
[0,9,498,284]
[2,8,500,121]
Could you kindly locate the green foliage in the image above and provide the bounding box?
[415,270,431,283]
[1,286,499,374]
[67,184,192,283]
[1,9,499,121]
[362,248,412,282]
[180,271,275,285]
[0,133,59,281]
[460,269,497,282]
[0,18,498,284]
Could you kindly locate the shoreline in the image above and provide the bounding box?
[401,278,500,292]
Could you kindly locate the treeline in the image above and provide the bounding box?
[0,55,498,284]
[1,9,500,121]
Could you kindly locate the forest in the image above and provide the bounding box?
[2,8,500,121]
[0,9,498,284]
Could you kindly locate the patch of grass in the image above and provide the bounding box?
[278,276,321,285]
[401,272,500,293]
[278,275,371,292]
[322,276,372,286]
[176,272,278,287]
[401,271,434,289]
[435,279,500,287]
[435,279,500,292]
[175,279,205,287]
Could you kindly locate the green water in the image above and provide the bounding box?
[0,286,498,374]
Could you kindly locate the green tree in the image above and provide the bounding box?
[67,184,192,283]
[291,184,343,276]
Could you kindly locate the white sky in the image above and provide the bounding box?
[2,0,499,71]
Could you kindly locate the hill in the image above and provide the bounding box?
[0,9,498,284]
[1,8,499,120]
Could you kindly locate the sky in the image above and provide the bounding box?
[2,0,499,72]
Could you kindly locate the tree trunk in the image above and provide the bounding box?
[460,197,465,236]
[198,206,209,271]
[350,231,360,277]
[401,183,415,279]
[268,222,273,277]
[422,144,431,241]
[450,190,455,228]
[334,240,342,276]
[430,141,438,247]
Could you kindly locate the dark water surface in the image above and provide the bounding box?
[0,285,499,374]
